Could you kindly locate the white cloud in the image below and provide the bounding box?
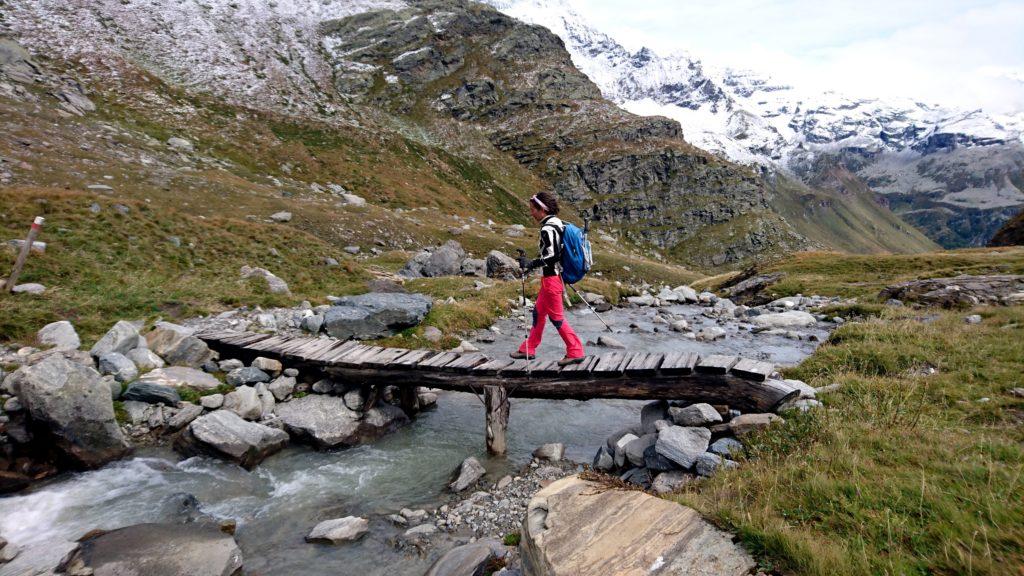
[576,0,1024,113]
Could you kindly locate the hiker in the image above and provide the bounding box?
[511,191,586,366]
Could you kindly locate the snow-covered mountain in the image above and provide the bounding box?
[484,0,1024,247]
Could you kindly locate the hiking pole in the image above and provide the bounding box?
[565,281,613,332]
[516,249,533,377]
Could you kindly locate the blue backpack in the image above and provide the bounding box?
[560,222,592,284]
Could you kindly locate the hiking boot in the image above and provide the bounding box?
[557,356,585,367]
[509,351,530,359]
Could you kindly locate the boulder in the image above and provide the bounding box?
[640,400,670,434]
[460,258,486,277]
[223,386,262,420]
[879,275,1024,308]
[424,539,505,576]
[592,446,614,471]
[274,394,362,448]
[729,413,784,436]
[301,314,324,334]
[267,376,296,401]
[145,322,212,368]
[90,320,140,358]
[306,517,369,544]
[485,250,519,280]
[532,443,564,462]
[219,359,244,372]
[167,136,194,151]
[358,403,410,441]
[421,241,465,277]
[669,403,723,427]
[673,285,699,302]
[37,320,80,350]
[651,470,696,494]
[11,282,45,294]
[626,293,656,306]
[597,335,626,349]
[709,437,744,457]
[643,444,678,472]
[98,352,139,383]
[655,426,711,469]
[751,311,816,329]
[695,453,738,477]
[521,476,755,575]
[696,326,726,341]
[450,456,486,492]
[12,356,128,468]
[126,347,165,371]
[56,523,242,576]
[613,433,639,468]
[122,382,181,406]
[165,402,203,432]
[226,366,270,387]
[270,211,292,222]
[323,293,432,339]
[136,366,221,392]
[174,410,288,469]
[239,265,290,295]
[251,357,282,377]
[200,394,225,410]
[624,434,657,468]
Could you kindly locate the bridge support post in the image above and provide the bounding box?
[484,385,508,456]
[399,385,420,416]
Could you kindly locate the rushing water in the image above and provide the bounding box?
[0,303,828,576]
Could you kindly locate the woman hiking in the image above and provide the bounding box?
[510,191,586,366]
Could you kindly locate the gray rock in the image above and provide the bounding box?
[417,391,438,409]
[122,382,181,406]
[218,359,244,372]
[613,433,639,468]
[965,314,982,324]
[166,402,203,432]
[98,352,139,383]
[0,540,18,563]
[624,434,657,468]
[359,403,410,440]
[174,410,288,468]
[782,378,817,399]
[3,396,22,412]
[344,245,360,254]
[729,413,784,436]
[103,375,122,400]
[655,426,711,469]
[255,382,275,416]
[532,443,564,462]
[342,387,368,411]
[643,443,677,472]
[323,292,432,339]
[283,368,299,378]
[251,357,282,377]
[122,400,153,425]
[401,508,429,523]
[485,250,519,280]
[651,471,695,495]
[423,326,444,343]
[404,523,438,538]
[424,539,505,576]
[240,265,290,295]
[460,258,486,277]
[673,285,699,302]
[11,282,45,294]
[597,335,626,349]
[669,319,689,332]
[709,437,744,457]
[223,386,263,420]
[267,376,296,401]
[696,326,726,341]
[90,320,140,358]
[301,314,324,334]
[145,322,212,368]
[56,523,242,576]
[669,403,723,426]
[126,347,165,372]
[620,467,652,487]
[593,446,614,471]
[695,453,723,477]
[226,366,270,387]
[200,394,224,410]
[640,400,670,434]
[275,394,362,448]
[12,355,128,467]
[751,311,816,329]
[422,241,465,277]
[450,456,486,492]
[270,211,292,222]
[306,517,369,544]
[37,320,80,350]
[137,366,222,392]
[166,137,193,151]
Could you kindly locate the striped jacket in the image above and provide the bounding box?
[530,215,564,277]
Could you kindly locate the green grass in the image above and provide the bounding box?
[674,253,1024,576]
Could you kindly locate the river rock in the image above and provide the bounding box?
[751,311,816,329]
[597,335,626,349]
[485,250,519,280]
[709,437,744,457]
[122,382,181,406]
[126,347,165,371]
[521,476,755,575]
[56,523,242,576]
[359,404,411,441]
[240,265,291,295]
[613,433,639,468]
[673,285,699,302]
[640,400,670,434]
[669,403,723,426]
[223,386,262,420]
[90,320,140,358]
[450,456,486,492]
[145,322,212,368]
[165,402,203,432]
[275,394,361,448]
[624,434,657,468]
[98,352,139,383]
[643,443,677,472]
[424,539,506,576]
[306,517,369,544]
[729,413,784,436]
[201,394,224,409]
[651,471,696,495]
[267,376,296,401]
[174,410,288,468]
[696,326,726,341]
[592,446,614,471]
[251,357,282,377]
[323,292,432,339]
[656,426,711,469]
[137,366,221,392]
[37,320,80,350]
[219,359,244,372]
[12,355,129,468]
[226,366,270,387]
[532,443,564,462]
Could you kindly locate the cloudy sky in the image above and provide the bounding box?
[579,0,1024,113]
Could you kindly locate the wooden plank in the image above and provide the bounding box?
[391,349,435,368]
[364,348,412,368]
[299,339,346,361]
[624,352,663,375]
[559,355,598,376]
[730,358,775,382]
[497,358,533,376]
[324,342,372,364]
[246,334,290,352]
[220,332,261,345]
[341,346,387,367]
[590,352,627,376]
[443,353,490,372]
[418,351,461,369]
[472,358,516,374]
[660,351,699,374]
[526,358,563,376]
[308,340,359,362]
[695,354,739,375]
[279,337,321,358]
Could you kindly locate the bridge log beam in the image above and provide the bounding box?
[485,385,509,456]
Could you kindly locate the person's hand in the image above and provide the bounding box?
[517,255,529,270]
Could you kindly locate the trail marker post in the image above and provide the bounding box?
[5,216,44,293]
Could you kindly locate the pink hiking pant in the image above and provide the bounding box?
[518,275,585,358]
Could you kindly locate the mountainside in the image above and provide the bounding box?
[989,209,1024,246]
[2,0,936,268]
[485,0,1024,249]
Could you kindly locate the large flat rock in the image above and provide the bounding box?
[323,292,432,339]
[521,475,755,576]
[137,366,222,392]
[275,394,361,448]
[174,410,288,469]
[57,523,242,576]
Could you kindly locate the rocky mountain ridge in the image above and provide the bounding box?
[484,0,1024,248]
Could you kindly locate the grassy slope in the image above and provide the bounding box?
[677,248,1024,576]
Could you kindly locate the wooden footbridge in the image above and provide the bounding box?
[197,330,799,455]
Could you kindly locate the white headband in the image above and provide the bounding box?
[530,195,548,211]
